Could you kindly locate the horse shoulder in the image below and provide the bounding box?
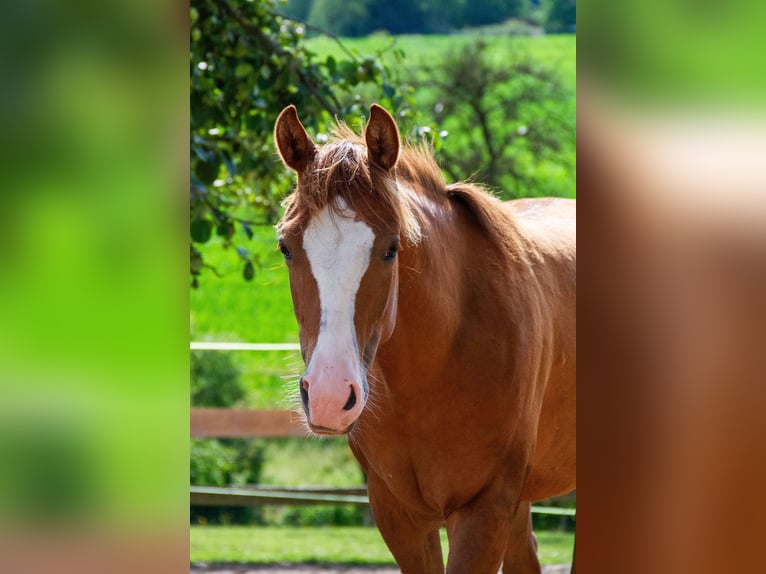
[505,197,576,262]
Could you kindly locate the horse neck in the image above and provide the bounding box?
[374,192,488,389]
[373,185,557,406]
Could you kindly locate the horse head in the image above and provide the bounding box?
[274,104,411,435]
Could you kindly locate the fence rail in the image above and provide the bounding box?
[190,485,576,515]
[190,342,300,351]
[191,485,370,507]
[191,407,307,438]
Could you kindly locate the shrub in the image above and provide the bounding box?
[191,349,244,408]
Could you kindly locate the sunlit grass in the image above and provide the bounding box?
[190,227,299,408]
[307,34,576,89]
[190,526,574,565]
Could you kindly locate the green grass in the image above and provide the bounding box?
[190,229,296,344]
[307,33,576,89]
[190,227,299,408]
[259,438,363,487]
[190,525,574,565]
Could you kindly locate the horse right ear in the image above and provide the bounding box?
[274,105,316,173]
[365,104,400,170]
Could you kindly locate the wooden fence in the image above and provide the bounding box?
[190,407,372,508]
[191,407,306,438]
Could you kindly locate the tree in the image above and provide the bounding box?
[190,0,412,286]
[545,0,576,33]
[367,0,430,34]
[461,0,529,28]
[277,0,314,21]
[413,40,575,198]
[307,0,372,37]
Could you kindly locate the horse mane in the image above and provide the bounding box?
[279,123,422,243]
[279,119,531,264]
[395,135,533,265]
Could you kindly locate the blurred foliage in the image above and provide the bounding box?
[0,0,187,531]
[415,40,575,197]
[190,438,265,525]
[544,0,576,33]
[191,350,245,407]
[190,0,416,287]
[579,0,766,104]
[190,439,264,488]
[0,420,99,524]
[281,504,366,526]
[281,0,557,36]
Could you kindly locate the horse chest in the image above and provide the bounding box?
[353,424,506,516]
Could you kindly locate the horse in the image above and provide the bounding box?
[274,103,576,574]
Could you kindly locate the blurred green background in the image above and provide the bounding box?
[3,0,764,568]
[0,0,187,534]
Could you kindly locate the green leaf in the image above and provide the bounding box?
[235,63,253,78]
[325,55,337,76]
[243,260,255,281]
[222,153,236,178]
[217,220,235,240]
[191,219,213,244]
[194,157,219,185]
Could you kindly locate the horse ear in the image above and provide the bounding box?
[365,104,400,170]
[274,105,316,172]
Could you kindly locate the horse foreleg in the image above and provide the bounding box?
[367,474,444,574]
[502,501,541,574]
[444,492,513,574]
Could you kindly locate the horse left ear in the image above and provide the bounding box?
[365,104,400,170]
[274,105,316,173]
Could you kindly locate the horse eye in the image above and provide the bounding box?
[382,241,399,262]
[278,240,292,261]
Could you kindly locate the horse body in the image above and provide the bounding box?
[275,104,575,574]
[353,192,575,573]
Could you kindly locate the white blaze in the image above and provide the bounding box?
[303,198,375,390]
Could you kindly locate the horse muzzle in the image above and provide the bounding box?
[299,373,365,434]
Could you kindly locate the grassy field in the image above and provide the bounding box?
[190,525,575,565]
[307,33,576,198]
[306,33,576,88]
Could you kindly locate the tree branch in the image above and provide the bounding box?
[211,0,342,116]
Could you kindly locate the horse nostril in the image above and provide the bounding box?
[342,386,357,411]
[299,378,309,407]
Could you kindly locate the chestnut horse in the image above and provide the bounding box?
[274,104,575,574]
